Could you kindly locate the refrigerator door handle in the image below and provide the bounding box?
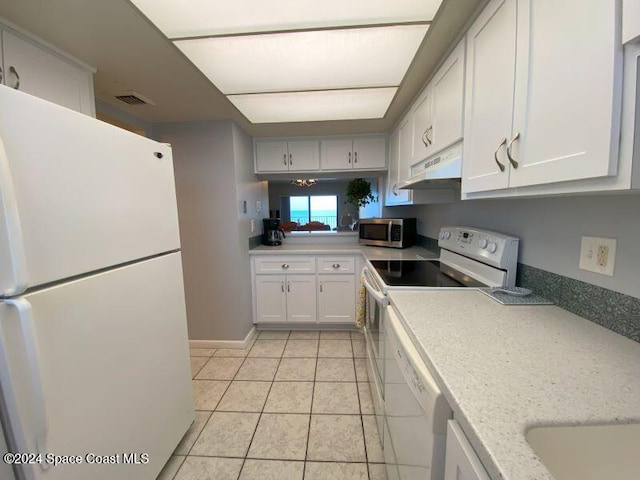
[5,299,49,467]
[0,135,29,296]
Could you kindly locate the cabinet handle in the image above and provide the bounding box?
[289,153,293,165]
[283,154,287,165]
[506,132,520,169]
[354,152,358,163]
[494,138,507,172]
[348,152,351,164]
[0,66,3,84]
[282,264,290,269]
[392,183,399,196]
[320,282,323,293]
[332,263,340,269]
[426,126,433,145]
[421,130,429,147]
[287,282,291,293]
[9,66,20,90]
[281,281,285,292]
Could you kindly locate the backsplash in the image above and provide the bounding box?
[248,234,262,249]
[418,235,640,343]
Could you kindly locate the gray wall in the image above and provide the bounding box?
[385,193,640,298]
[155,120,266,341]
[95,99,156,138]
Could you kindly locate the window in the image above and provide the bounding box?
[290,195,338,230]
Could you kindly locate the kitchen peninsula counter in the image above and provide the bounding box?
[388,289,640,480]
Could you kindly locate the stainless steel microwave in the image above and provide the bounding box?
[358,218,417,248]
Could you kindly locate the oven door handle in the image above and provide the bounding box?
[362,268,389,307]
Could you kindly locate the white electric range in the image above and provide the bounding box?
[361,226,520,480]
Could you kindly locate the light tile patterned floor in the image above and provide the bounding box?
[158,329,386,480]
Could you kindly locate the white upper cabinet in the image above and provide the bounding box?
[321,137,386,171]
[385,117,412,205]
[0,26,95,116]
[462,0,518,194]
[255,140,320,172]
[413,39,466,164]
[462,0,621,197]
[623,0,640,43]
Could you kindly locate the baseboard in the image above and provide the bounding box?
[189,326,257,349]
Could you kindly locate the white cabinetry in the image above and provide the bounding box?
[252,254,356,325]
[255,140,320,172]
[623,0,640,43]
[317,256,356,323]
[444,420,490,480]
[0,23,94,116]
[321,137,387,171]
[462,0,621,197]
[253,256,317,323]
[413,39,466,163]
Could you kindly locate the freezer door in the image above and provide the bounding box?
[0,252,193,480]
[0,87,181,295]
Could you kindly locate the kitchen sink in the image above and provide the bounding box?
[525,423,640,480]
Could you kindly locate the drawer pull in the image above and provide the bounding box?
[282,264,290,269]
[281,281,285,292]
[332,263,341,269]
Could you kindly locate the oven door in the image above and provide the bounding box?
[362,267,388,390]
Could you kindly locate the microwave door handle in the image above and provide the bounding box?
[388,221,392,242]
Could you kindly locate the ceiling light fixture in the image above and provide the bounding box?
[291,179,318,187]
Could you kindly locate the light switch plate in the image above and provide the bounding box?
[579,236,617,276]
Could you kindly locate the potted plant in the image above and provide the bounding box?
[345,178,377,208]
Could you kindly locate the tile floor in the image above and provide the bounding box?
[157,330,386,480]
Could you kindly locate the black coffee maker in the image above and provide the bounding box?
[262,218,286,246]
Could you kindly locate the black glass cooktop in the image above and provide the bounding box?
[369,260,487,288]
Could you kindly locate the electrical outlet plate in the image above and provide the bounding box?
[579,236,617,276]
[250,219,255,233]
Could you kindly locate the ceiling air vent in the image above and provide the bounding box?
[114,92,155,106]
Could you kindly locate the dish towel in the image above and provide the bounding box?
[355,270,367,329]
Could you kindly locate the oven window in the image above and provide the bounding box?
[360,223,389,241]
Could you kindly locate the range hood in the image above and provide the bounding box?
[398,141,462,189]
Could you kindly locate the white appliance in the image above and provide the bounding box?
[362,226,519,480]
[0,87,194,480]
[384,306,451,480]
[397,142,463,190]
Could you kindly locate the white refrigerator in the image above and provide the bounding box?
[0,87,194,480]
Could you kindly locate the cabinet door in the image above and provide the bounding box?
[321,139,353,170]
[385,127,411,205]
[255,141,289,172]
[461,0,517,194]
[430,39,465,155]
[509,0,620,188]
[287,140,320,171]
[444,420,490,480]
[412,88,432,164]
[286,275,317,323]
[255,275,287,323]
[353,137,386,170]
[623,0,640,43]
[318,274,355,323]
[2,31,94,116]
[398,115,414,184]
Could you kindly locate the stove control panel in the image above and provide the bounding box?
[438,227,519,270]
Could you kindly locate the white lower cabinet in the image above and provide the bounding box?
[254,274,316,323]
[318,274,355,323]
[445,420,490,480]
[252,255,356,325]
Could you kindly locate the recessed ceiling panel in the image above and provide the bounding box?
[174,25,429,94]
[130,0,441,38]
[228,88,397,123]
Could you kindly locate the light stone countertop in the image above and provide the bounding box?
[387,289,640,480]
[250,243,438,260]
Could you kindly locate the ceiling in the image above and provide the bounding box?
[0,0,486,137]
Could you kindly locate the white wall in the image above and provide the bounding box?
[385,192,640,298]
[155,120,264,341]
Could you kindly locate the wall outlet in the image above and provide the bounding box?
[256,201,262,213]
[250,219,255,233]
[579,236,617,276]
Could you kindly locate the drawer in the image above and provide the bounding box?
[317,256,355,273]
[254,256,316,274]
